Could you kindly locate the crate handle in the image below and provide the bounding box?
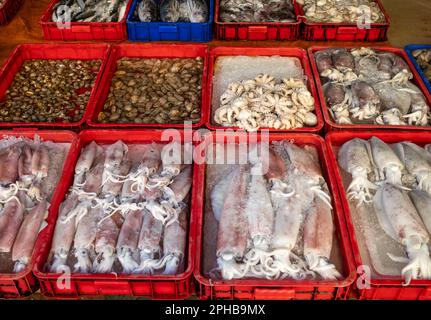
[254,288,295,300]
[71,25,91,33]
[159,25,178,33]
[94,281,132,295]
[337,27,358,34]
[248,26,268,33]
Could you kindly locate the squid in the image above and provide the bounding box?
[116,209,145,273]
[135,210,164,274]
[74,141,100,186]
[394,142,431,195]
[153,205,188,275]
[303,195,341,280]
[12,200,49,273]
[147,141,184,189]
[0,145,21,186]
[215,165,250,280]
[47,194,79,273]
[0,193,25,253]
[324,83,352,125]
[350,81,381,122]
[127,143,162,194]
[282,142,332,208]
[73,207,102,273]
[410,190,431,235]
[29,144,50,201]
[338,138,377,205]
[369,136,406,187]
[102,140,128,186]
[373,183,431,285]
[264,146,292,196]
[93,212,124,273]
[18,144,34,187]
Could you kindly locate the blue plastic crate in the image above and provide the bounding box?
[126,0,213,42]
[405,44,431,95]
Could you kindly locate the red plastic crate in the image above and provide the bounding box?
[0,129,78,299]
[0,0,23,25]
[86,43,209,130]
[298,0,389,41]
[193,132,356,300]
[308,46,431,132]
[33,129,200,299]
[214,0,301,40]
[205,46,324,133]
[0,43,110,130]
[326,131,431,300]
[40,0,132,41]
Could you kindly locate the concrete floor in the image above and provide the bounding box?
[381,0,431,46]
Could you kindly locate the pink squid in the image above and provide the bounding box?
[29,144,50,201]
[0,192,26,253]
[18,144,34,187]
[0,145,21,186]
[73,141,100,186]
[12,199,49,273]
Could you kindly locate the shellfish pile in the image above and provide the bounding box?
[339,137,431,284]
[412,49,431,85]
[133,0,208,22]
[315,47,430,126]
[208,141,341,281]
[214,75,317,131]
[219,0,296,22]
[297,0,385,23]
[0,136,68,274]
[46,140,192,275]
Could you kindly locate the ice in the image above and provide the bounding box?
[211,56,305,123]
[336,146,405,279]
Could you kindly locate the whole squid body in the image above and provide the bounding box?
[151,205,188,275]
[374,183,431,285]
[135,210,164,274]
[349,81,381,122]
[73,207,102,273]
[18,144,34,187]
[102,140,128,186]
[73,141,100,186]
[116,209,145,273]
[324,83,352,125]
[214,165,250,280]
[0,145,21,186]
[303,195,341,280]
[338,138,377,206]
[28,144,50,201]
[0,192,27,253]
[373,82,411,125]
[47,194,79,273]
[93,212,124,273]
[12,200,49,273]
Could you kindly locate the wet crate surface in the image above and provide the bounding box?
[206,46,324,133]
[0,43,110,130]
[40,0,132,41]
[193,132,356,300]
[0,130,78,299]
[126,0,214,42]
[87,43,209,129]
[308,46,431,132]
[326,131,431,300]
[33,129,199,299]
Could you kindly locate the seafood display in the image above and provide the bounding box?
[412,49,431,85]
[297,0,385,23]
[219,0,296,23]
[46,140,192,275]
[0,59,101,123]
[315,47,431,126]
[98,57,203,125]
[51,0,128,23]
[205,141,342,281]
[213,75,317,131]
[338,137,431,284]
[0,136,69,274]
[132,0,208,23]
